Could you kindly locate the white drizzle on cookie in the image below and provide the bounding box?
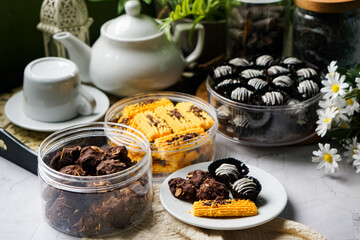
[267,65,288,75]
[241,69,264,79]
[296,68,317,78]
[215,163,240,178]
[231,87,253,102]
[233,178,257,194]
[256,55,274,66]
[273,75,293,87]
[297,80,319,98]
[229,58,250,67]
[214,65,232,78]
[248,78,267,90]
[261,91,284,105]
[232,115,250,127]
[283,57,302,65]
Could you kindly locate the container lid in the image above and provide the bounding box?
[103,0,159,39]
[294,0,360,13]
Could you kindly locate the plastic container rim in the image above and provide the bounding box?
[38,122,151,191]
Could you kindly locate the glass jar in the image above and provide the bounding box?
[293,0,360,69]
[38,122,152,237]
[226,0,289,58]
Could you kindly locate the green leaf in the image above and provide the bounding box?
[194,0,205,15]
[117,0,127,14]
[336,66,347,76]
[174,5,182,18]
[143,0,153,4]
[182,0,190,15]
[344,89,360,100]
[188,15,204,43]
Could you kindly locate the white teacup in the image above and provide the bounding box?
[23,57,96,122]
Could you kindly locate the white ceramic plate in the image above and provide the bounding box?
[160,162,287,230]
[4,86,110,132]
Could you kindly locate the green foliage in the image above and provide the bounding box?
[326,116,360,143]
[339,63,360,88]
[159,0,226,40]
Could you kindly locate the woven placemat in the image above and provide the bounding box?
[0,88,49,151]
[92,185,326,240]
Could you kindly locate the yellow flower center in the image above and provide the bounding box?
[332,84,340,93]
[330,72,333,77]
[324,153,333,163]
[324,118,330,123]
[353,148,358,155]
[347,99,354,105]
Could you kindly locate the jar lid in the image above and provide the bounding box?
[294,0,360,13]
[103,0,159,39]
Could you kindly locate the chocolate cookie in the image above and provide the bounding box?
[105,146,128,161]
[96,159,127,176]
[186,170,212,189]
[196,178,229,200]
[168,177,197,201]
[77,146,105,173]
[59,165,86,176]
[50,146,81,170]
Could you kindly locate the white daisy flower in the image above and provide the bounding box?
[344,137,358,163]
[321,72,349,100]
[319,98,348,123]
[343,87,360,116]
[344,96,360,116]
[326,61,338,79]
[356,77,360,89]
[315,106,339,137]
[312,143,341,174]
[337,121,350,129]
[352,144,360,173]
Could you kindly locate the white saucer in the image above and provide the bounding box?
[160,162,287,230]
[5,86,110,132]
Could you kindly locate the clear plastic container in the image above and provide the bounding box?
[105,92,218,181]
[227,0,289,58]
[207,77,322,146]
[38,122,152,237]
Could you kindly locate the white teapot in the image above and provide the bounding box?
[53,0,204,96]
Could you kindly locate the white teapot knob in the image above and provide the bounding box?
[125,0,141,16]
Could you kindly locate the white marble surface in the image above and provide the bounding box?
[0,133,360,240]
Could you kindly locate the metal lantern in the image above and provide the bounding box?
[37,0,93,57]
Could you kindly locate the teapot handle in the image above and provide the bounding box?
[172,22,205,67]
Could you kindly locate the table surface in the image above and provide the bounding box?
[0,133,359,240]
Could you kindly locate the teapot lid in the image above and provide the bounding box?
[103,0,160,39]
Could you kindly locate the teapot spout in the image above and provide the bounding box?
[53,32,92,83]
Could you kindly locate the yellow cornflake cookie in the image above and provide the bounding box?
[175,102,215,130]
[154,127,205,148]
[121,98,174,119]
[192,199,257,218]
[129,111,172,142]
[153,106,192,133]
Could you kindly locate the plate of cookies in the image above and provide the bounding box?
[160,158,287,230]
